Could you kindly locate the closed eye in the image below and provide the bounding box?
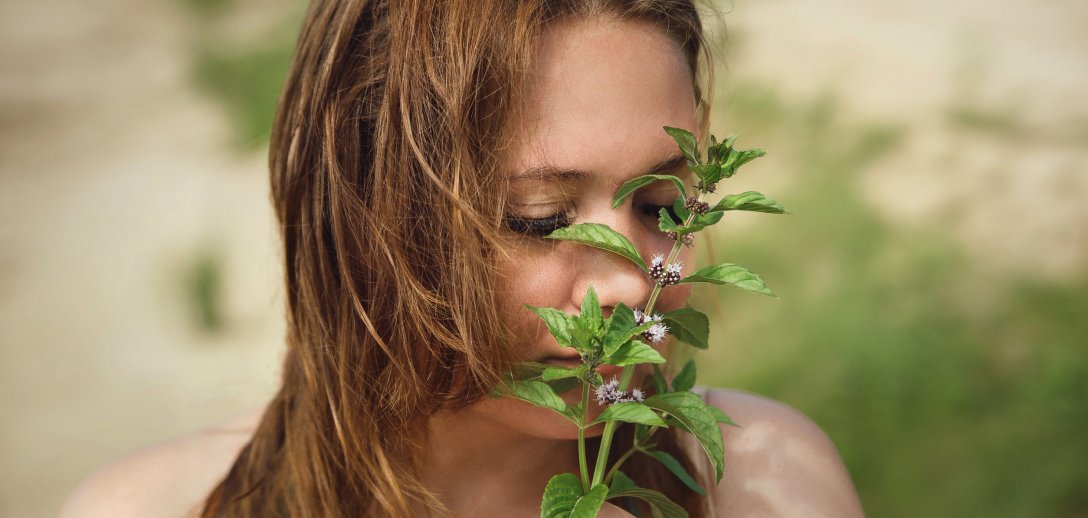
[503,213,571,238]
[641,203,682,225]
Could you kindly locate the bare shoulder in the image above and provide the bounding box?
[700,388,865,517]
[59,408,263,518]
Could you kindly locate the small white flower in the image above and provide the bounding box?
[650,254,665,268]
[666,261,683,275]
[595,377,621,405]
[629,388,645,402]
[644,322,668,343]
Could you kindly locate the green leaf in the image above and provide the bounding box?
[672,360,696,392]
[547,223,646,271]
[496,380,568,415]
[708,405,736,426]
[657,207,681,233]
[605,339,666,366]
[691,163,721,185]
[663,126,699,165]
[722,148,766,178]
[607,471,639,495]
[651,364,669,394]
[644,449,707,496]
[606,487,689,518]
[570,483,609,518]
[678,263,775,297]
[644,392,725,482]
[541,473,583,518]
[546,377,582,396]
[693,210,724,227]
[603,303,635,356]
[581,285,602,325]
[541,364,587,381]
[612,174,687,208]
[526,306,578,348]
[709,191,786,214]
[661,307,709,349]
[591,402,667,427]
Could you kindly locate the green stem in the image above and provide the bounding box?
[602,442,642,485]
[590,191,713,489]
[590,366,635,487]
[578,381,591,493]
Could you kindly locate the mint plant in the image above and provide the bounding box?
[491,127,787,518]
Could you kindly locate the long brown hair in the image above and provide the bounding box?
[202,1,714,516]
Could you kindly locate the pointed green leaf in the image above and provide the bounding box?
[570,483,609,518]
[606,486,689,518]
[581,286,602,325]
[603,303,635,356]
[546,378,582,398]
[591,402,667,427]
[708,405,736,426]
[691,163,722,185]
[657,207,681,233]
[496,380,568,415]
[605,339,666,366]
[541,473,583,518]
[547,223,646,271]
[651,364,669,394]
[644,391,725,482]
[693,210,724,227]
[541,364,587,381]
[661,307,709,349]
[526,306,578,348]
[722,148,766,178]
[663,126,699,165]
[678,263,775,297]
[644,449,707,496]
[672,360,696,392]
[613,174,688,208]
[710,191,786,214]
[607,471,639,496]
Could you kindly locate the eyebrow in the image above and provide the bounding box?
[511,153,688,188]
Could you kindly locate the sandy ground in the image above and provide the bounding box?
[0,0,1085,516]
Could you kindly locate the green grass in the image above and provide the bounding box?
[699,82,1088,517]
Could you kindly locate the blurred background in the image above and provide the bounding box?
[1,0,1085,516]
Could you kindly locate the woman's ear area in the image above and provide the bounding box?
[703,389,866,517]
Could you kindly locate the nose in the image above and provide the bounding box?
[569,214,656,318]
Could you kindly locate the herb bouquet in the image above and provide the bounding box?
[492,127,786,518]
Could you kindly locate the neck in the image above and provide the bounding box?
[416,408,583,515]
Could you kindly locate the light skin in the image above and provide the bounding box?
[61,15,865,518]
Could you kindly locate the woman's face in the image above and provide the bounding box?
[473,16,699,439]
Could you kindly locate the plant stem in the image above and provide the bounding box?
[578,381,591,493]
[590,366,635,487]
[589,189,713,489]
[602,442,642,485]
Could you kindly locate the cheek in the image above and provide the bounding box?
[495,246,573,358]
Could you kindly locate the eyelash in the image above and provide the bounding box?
[503,203,680,238]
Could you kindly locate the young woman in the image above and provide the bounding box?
[64,1,864,516]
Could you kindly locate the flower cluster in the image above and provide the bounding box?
[695,180,717,193]
[633,308,668,344]
[664,231,696,248]
[684,195,710,215]
[595,377,645,405]
[648,254,683,286]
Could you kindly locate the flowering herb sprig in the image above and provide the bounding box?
[490,127,787,518]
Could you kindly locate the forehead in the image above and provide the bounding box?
[505,16,699,181]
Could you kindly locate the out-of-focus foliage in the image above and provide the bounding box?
[182,3,1088,516]
[699,81,1088,518]
[183,0,302,149]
